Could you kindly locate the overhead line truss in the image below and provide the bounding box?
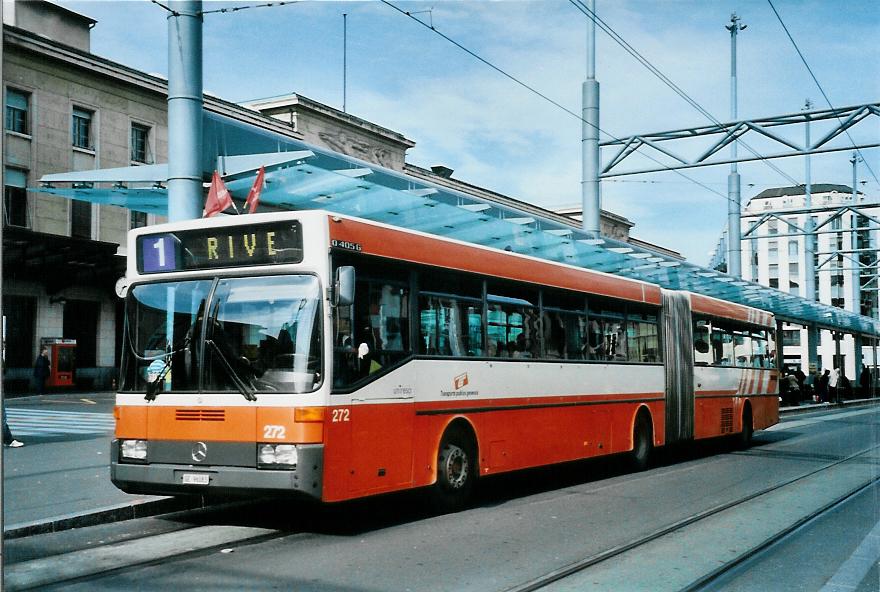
[600,103,880,178]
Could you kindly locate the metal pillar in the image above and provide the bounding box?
[725,13,745,277]
[167,0,204,222]
[343,13,347,113]
[802,100,820,377]
[871,337,880,397]
[851,152,862,321]
[581,0,601,235]
[854,333,863,393]
[808,323,819,378]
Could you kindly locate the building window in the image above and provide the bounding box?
[769,264,779,280]
[768,220,778,235]
[72,107,93,149]
[769,278,779,288]
[5,88,29,134]
[3,167,29,228]
[130,210,148,229]
[130,123,150,163]
[831,297,845,309]
[788,240,798,258]
[789,280,799,295]
[71,200,92,238]
[782,330,801,347]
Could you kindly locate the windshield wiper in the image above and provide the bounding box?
[144,360,171,401]
[143,332,192,401]
[205,339,257,401]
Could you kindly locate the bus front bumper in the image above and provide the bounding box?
[110,441,323,500]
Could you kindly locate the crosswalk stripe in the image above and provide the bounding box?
[6,409,115,436]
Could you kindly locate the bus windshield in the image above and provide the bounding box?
[121,275,323,395]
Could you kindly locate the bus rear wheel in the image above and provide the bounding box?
[630,413,653,472]
[428,428,476,513]
[738,405,753,449]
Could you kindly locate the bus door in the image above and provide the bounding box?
[336,274,416,495]
[661,289,694,444]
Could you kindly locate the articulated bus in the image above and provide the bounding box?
[112,210,779,509]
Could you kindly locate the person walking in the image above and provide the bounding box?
[795,368,806,399]
[817,370,830,403]
[829,367,840,404]
[33,346,50,395]
[3,413,23,447]
[860,366,872,397]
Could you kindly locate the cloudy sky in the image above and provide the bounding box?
[58,0,879,263]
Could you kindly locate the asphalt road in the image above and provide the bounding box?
[6,404,880,591]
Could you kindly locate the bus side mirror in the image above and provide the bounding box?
[335,266,355,307]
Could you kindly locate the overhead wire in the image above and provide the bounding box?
[380,0,733,204]
[568,0,800,187]
[151,1,300,17]
[199,1,300,16]
[766,0,879,187]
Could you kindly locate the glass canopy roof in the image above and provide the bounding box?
[35,112,880,337]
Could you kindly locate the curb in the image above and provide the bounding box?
[3,496,207,540]
[780,397,880,416]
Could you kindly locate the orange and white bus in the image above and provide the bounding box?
[112,210,779,509]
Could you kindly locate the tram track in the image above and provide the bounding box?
[502,442,880,592]
[683,478,880,592]
[8,439,880,591]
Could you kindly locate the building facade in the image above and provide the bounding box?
[3,1,646,392]
[739,185,879,379]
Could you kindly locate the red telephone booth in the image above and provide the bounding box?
[40,338,77,388]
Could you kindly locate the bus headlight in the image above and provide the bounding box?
[120,439,148,461]
[258,444,298,469]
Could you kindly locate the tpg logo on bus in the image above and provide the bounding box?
[453,373,469,390]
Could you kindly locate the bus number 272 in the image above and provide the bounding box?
[332,408,350,423]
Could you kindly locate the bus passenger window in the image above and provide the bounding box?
[713,328,735,366]
[693,321,712,366]
[734,332,751,367]
[488,291,538,359]
[419,296,482,357]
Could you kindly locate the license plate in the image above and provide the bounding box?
[181,473,210,485]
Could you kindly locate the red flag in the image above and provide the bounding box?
[244,166,265,214]
[203,170,232,217]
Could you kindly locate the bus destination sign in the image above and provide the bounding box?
[137,221,303,273]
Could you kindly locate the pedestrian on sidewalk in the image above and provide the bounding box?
[3,412,23,448]
[817,369,830,403]
[860,366,871,397]
[829,367,840,404]
[33,346,50,395]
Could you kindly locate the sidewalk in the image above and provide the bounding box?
[2,391,203,539]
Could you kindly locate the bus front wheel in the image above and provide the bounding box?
[429,428,476,513]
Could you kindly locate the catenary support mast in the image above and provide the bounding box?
[581,0,601,234]
[167,0,204,222]
[725,13,745,277]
